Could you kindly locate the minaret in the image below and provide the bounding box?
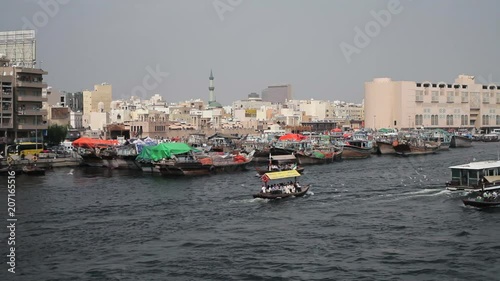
[208,69,215,103]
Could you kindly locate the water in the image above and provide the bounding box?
[2,142,500,280]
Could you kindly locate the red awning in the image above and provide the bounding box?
[72,137,118,148]
[278,134,308,141]
[331,128,342,132]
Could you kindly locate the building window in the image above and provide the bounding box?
[460,115,469,126]
[446,115,454,126]
[431,91,439,102]
[497,115,500,125]
[447,91,454,103]
[415,90,423,102]
[461,92,468,103]
[431,115,438,126]
[497,93,500,104]
[483,92,490,103]
[415,114,423,126]
[483,115,490,125]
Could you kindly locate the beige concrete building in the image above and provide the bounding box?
[129,110,169,138]
[83,83,112,115]
[364,75,500,131]
[0,55,48,143]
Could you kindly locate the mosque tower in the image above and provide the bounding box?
[209,69,215,103]
[208,69,222,108]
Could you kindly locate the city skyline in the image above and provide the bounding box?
[0,0,499,105]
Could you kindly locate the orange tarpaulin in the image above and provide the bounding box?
[72,137,119,148]
[278,134,308,141]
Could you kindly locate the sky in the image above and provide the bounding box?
[1,0,499,105]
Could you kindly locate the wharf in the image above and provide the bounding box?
[1,153,82,169]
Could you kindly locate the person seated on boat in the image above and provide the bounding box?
[261,185,266,193]
[492,191,498,199]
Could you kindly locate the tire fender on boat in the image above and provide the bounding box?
[7,156,14,165]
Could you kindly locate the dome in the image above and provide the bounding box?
[208,101,223,108]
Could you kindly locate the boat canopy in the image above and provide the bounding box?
[449,160,500,170]
[72,137,118,148]
[278,134,308,141]
[263,170,301,180]
[135,142,192,161]
[270,155,296,161]
[484,175,500,184]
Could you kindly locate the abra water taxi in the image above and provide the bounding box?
[253,169,310,199]
[446,160,500,192]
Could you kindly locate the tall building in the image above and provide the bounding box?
[208,70,222,109]
[83,83,112,114]
[364,75,500,131]
[261,84,292,104]
[0,55,48,143]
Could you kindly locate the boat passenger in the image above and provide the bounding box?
[261,185,266,193]
[492,191,498,198]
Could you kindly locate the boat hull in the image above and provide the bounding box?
[295,153,330,165]
[158,162,212,176]
[463,199,500,208]
[342,146,372,159]
[450,136,472,148]
[253,185,310,199]
[376,141,397,155]
[393,143,438,156]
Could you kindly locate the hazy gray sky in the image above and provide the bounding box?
[1,0,499,105]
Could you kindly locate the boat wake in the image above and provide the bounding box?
[372,189,452,204]
[229,198,268,204]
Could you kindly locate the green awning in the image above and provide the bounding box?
[136,142,192,161]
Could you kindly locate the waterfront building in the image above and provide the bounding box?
[0,54,48,143]
[83,83,112,115]
[365,75,500,131]
[128,110,169,138]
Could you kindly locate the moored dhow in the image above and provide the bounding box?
[450,135,473,148]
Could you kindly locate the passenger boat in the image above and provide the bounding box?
[446,160,500,192]
[255,154,305,175]
[463,197,500,208]
[253,170,310,199]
